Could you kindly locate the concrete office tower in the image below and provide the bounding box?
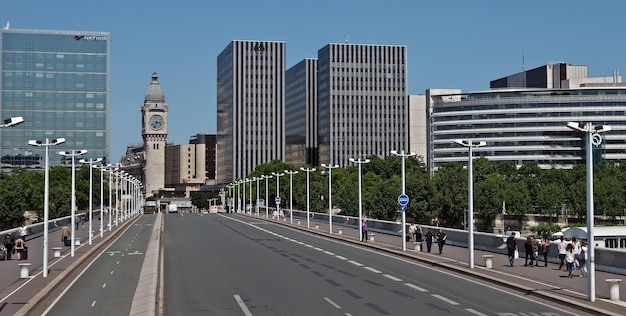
[217,40,285,183]
[408,95,427,162]
[317,43,408,167]
[0,28,110,167]
[285,58,318,167]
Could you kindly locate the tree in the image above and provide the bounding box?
[474,173,506,230]
[430,162,467,226]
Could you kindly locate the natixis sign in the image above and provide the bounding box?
[74,35,108,41]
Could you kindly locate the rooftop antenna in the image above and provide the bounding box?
[522,49,525,71]
[3,21,10,30]
[344,35,349,44]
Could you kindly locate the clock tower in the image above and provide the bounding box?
[141,73,168,197]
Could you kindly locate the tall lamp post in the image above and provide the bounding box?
[350,157,370,241]
[567,121,611,302]
[94,164,106,238]
[79,157,102,245]
[105,164,119,231]
[263,175,273,218]
[454,139,487,269]
[59,149,87,257]
[284,170,298,224]
[391,150,416,251]
[29,137,66,277]
[300,167,316,228]
[272,172,285,219]
[321,164,339,234]
[255,177,260,215]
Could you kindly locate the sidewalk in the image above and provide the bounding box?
[254,214,626,316]
[0,218,135,316]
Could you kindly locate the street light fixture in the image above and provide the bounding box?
[1,116,25,128]
[321,164,339,234]
[94,164,106,238]
[263,175,273,218]
[105,164,119,231]
[454,139,487,269]
[390,150,416,251]
[79,157,103,245]
[272,172,285,219]
[29,137,66,277]
[567,121,611,302]
[59,149,87,257]
[284,170,298,224]
[300,167,316,229]
[350,157,370,241]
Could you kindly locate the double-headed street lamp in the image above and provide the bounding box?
[263,175,273,218]
[284,170,298,224]
[272,172,285,219]
[390,150,416,251]
[567,121,611,302]
[1,116,24,128]
[59,149,87,257]
[94,164,107,238]
[350,157,370,241]
[29,137,66,277]
[300,167,316,229]
[455,139,487,269]
[105,164,119,231]
[255,177,260,215]
[321,164,339,234]
[80,157,102,245]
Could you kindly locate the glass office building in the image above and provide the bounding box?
[0,28,110,167]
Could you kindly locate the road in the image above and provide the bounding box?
[162,213,580,316]
[43,215,155,316]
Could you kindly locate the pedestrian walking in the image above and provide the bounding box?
[540,235,550,267]
[506,232,517,266]
[524,236,534,267]
[557,236,567,270]
[361,219,368,241]
[564,243,575,277]
[416,224,423,243]
[579,241,588,277]
[532,235,540,266]
[3,234,15,260]
[424,228,434,253]
[61,225,71,246]
[408,222,417,242]
[19,223,28,242]
[75,215,80,230]
[14,236,25,260]
[571,237,581,270]
[435,229,447,254]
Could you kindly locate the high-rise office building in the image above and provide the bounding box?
[216,40,285,183]
[285,58,318,167]
[317,43,408,167]
[0,27,110,166]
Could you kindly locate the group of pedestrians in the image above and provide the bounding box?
[422,227,447,254]
[557,236,587,278]
[3,224,28,260]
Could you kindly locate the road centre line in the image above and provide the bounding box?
[432,294,459,305]
[364,267,381,273]
[234,294,253,316]
[383,274,402,282]
[404,282,428,292]
[348,260,363,267]
[335,255,347,260]
[465,308,488,316]
[324,297,342,309]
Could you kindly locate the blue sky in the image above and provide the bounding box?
[4,1,626,161]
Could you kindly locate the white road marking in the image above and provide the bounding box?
[313,247,324,251]
[383,274,402,282]
[324,297,341,309]
[465,308,487,316]
[234,294,253,316]
[404,283,428,292]
[110,271,114,275]
[91,300,96,307]
[335,255,347,260]
[102,283,106,288]
[364,267,381,273]
[432,294,459,305]
[324,251,335,255]
[348,260,363,267]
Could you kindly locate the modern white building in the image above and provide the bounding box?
[428,63,626,172]
[216,40,286,183]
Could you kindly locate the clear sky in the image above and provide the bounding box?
[4,0,626,161]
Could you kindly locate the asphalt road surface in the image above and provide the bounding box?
[163,213,581,316]
[43,215,156,316]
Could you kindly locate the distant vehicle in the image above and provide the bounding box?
[210,205,224,213]
[167,204,178,213]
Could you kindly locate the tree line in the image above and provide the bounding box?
[217,157,626,231]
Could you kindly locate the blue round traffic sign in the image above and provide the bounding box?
[275,196,281,204]
[398,194,409,206]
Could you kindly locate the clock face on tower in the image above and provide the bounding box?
[149,114,164,130]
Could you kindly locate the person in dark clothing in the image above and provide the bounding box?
[524,236,535,267]
[361,220,368,241]
[506,232,517,266]
[424,228,434,252]
[4,234,15,260]
[435,229,447,254]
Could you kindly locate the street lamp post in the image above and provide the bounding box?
[94,164,106,238]
[321,164,339,234]
[300,167,316,229]
[255,177,260,216]
[284,170,298,224]
[455,139,487,269]
[106,164,118,231]
[567,121,611,302]
[350,157,370,241]
[29,137,66,277]
[391,150,416,251]
[272,172,285,219]
[263,175,272,218]
[59,149,87,257]
[80,157,103,245]
[248,178,255,214]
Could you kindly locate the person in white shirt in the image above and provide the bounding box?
[557,236,568,270]
[571,237,581,270]
[579,240,588,277]
[19,224,27,241]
